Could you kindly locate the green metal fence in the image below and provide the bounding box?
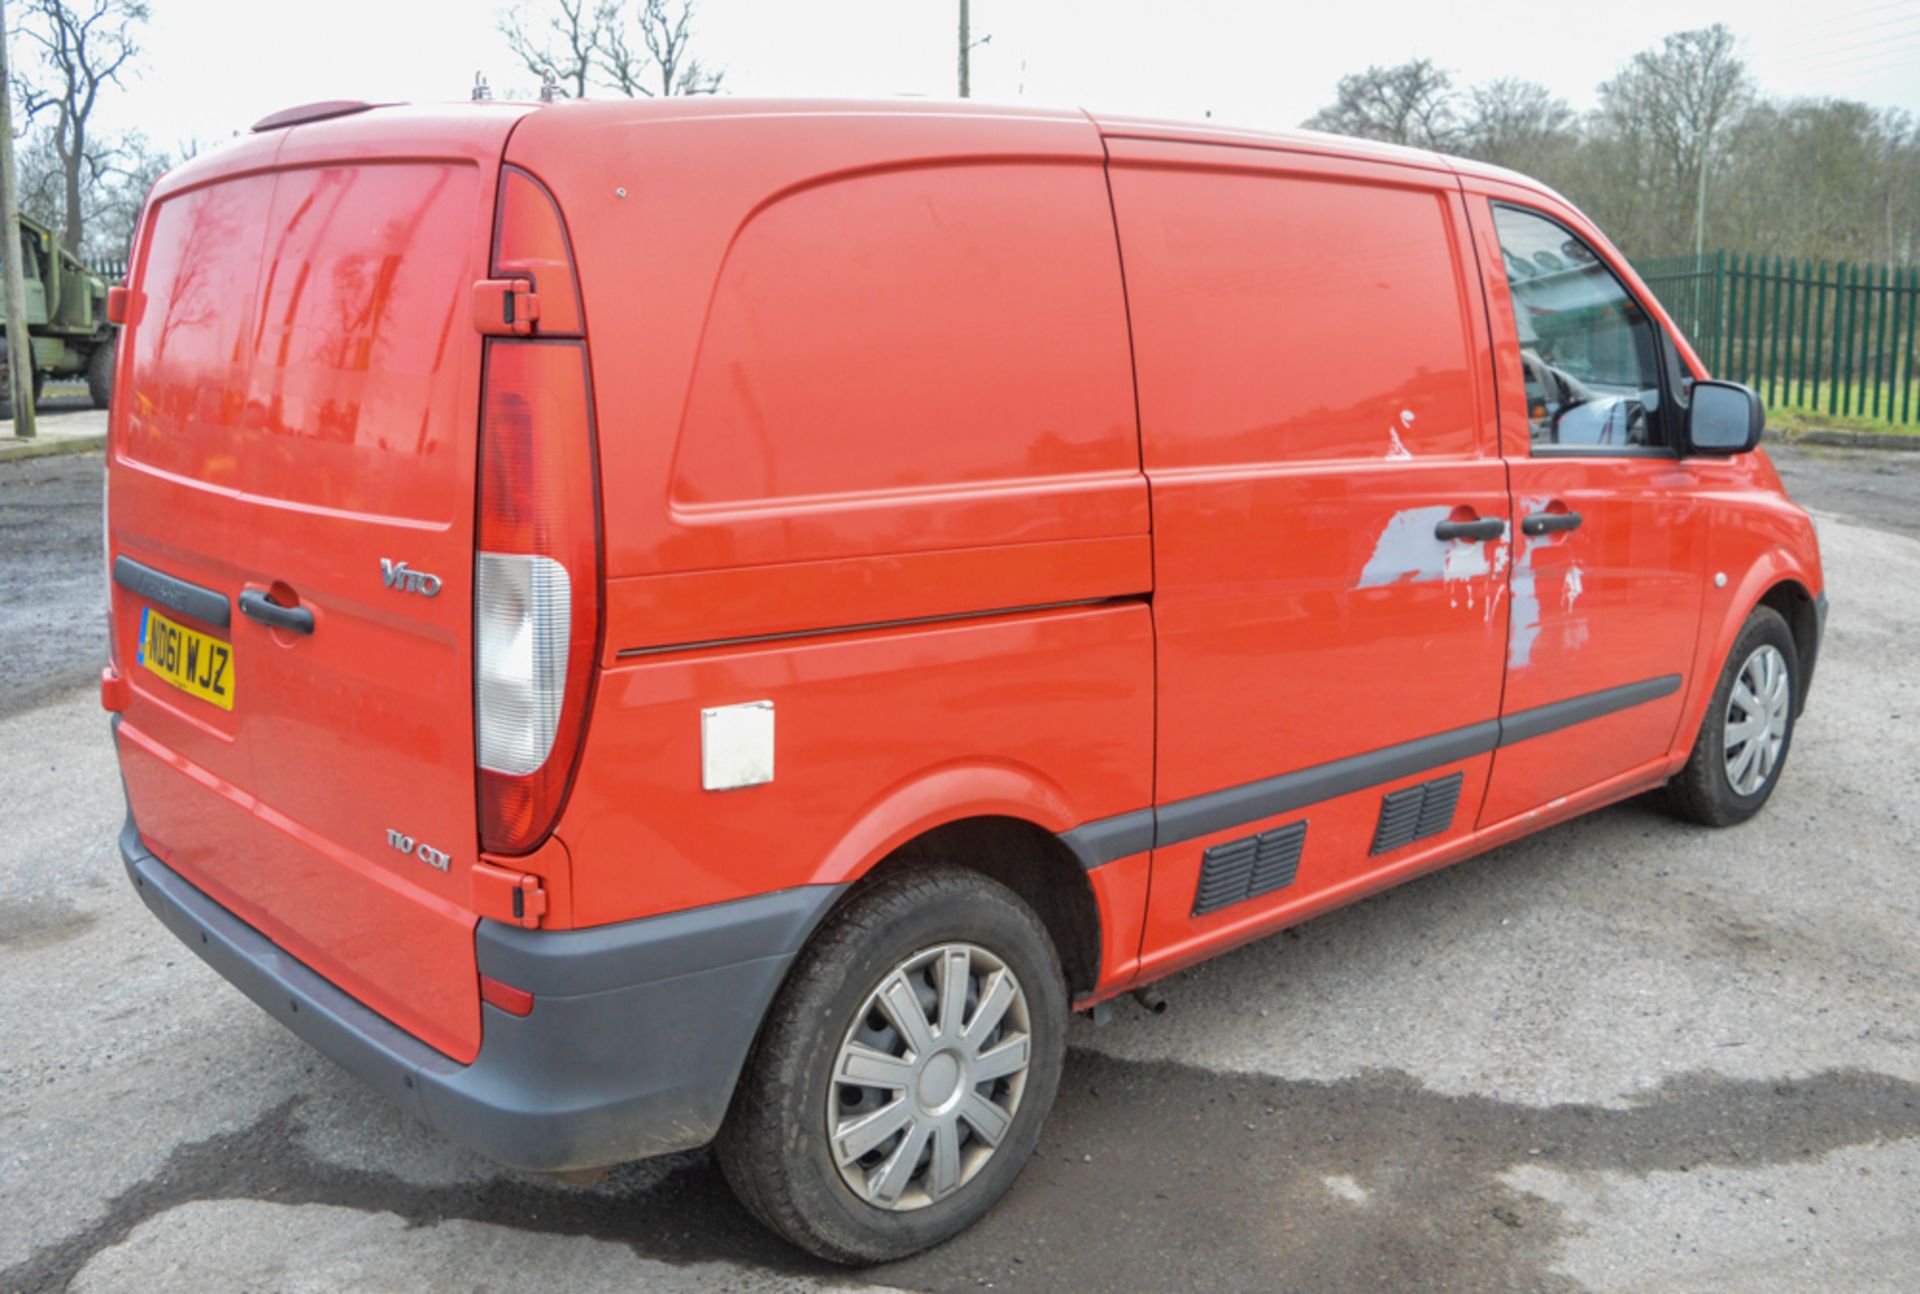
[1634,252,1920,427]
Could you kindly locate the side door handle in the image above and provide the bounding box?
[239,588,315,635]
[1521,510,1584,536]
[1434,516,1507,542]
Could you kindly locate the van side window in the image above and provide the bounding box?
[1493,205,1666,452]
[1110,169,1481,467]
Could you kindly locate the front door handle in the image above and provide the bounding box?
[239,588,315,635]
[1521,510,1584,536]
[1434,516,1507,542]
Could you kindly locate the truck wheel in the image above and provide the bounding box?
[1660,605,1799,827]
[88,337,116,410]
[716,865,1068,1264]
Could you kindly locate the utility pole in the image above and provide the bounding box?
[1692,150,1709,265]
[0,0,38,439]
[958,0,970,98]
[958,1,989,99]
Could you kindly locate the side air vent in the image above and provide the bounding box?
[1193,820,1308,917]
[1371,771,1465,855]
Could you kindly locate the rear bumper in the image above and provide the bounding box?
[120,813,842,1172]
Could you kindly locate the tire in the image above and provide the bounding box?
[1660,605,1799,827]
[716,866,1068,1264]
[87,336,116,410]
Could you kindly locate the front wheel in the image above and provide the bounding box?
[88,336,116,410]
[716,866,1068,1264]
[1660,605,1799,826]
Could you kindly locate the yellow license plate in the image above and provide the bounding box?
[139,607,235,710]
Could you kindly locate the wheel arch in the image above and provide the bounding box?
[798,762,1108,999]
[1677,545,1823,766]
[841,816,1103,999]
[1755,577,1821,715]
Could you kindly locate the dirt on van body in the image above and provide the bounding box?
[4,443,1920,1292]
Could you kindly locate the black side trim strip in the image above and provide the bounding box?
[1155,721,1500,850]
[1498,674,1681,746]
[1059,808,1155,870]
[1065,673,1684,866]
[113,555,230,629]
[615,596,1136,659]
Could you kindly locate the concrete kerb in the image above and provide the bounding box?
[0,432,105,464]
[1766,426,1920,453]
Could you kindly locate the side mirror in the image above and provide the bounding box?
[1685,380,1764,456]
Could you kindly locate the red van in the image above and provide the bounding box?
[103,97,1825,1261]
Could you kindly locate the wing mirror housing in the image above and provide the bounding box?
[1684,380,1764,456]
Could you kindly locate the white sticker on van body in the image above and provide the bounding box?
[702,701,775,791]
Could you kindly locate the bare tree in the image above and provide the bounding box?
[1303,59,1458,150]
[1306,26,1918,265]
[594,0,723,98]
[1457,78,1577,173]
[85,129,180,256]
[1594,24,1752,257]
[499,0,601,99]
[10,122,185,257]
[11,0,147,254]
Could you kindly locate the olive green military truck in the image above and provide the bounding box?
[1,212,118,419]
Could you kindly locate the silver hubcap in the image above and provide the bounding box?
[1724,644,1790,796]
[828,942,1032,1211]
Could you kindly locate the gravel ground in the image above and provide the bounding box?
[2,442,1917,1292]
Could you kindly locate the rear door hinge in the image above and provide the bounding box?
[472,860,548,928]
[472,277,540,337]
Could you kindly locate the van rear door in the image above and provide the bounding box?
[108,106,531,1062]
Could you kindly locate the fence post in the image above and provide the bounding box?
[1848,262,1868,417]
[1711,249,1725,371]
[1871,262,1890,420]
[1812,263,1829,414]
[1796,258,1814,409]
[1896,264,1912,426]
[1767,255,1785,406]
[1832,263,1851,417]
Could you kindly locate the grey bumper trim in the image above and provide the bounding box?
[120,815,844,1171]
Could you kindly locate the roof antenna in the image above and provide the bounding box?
[539,70,560,102]
[471,71,493,102]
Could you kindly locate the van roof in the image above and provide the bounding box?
[220,94,1563,206]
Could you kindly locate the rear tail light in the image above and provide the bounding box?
[475,340,600,854]
[103,465,118,672]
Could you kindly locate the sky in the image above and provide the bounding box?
[82,0,1920,150]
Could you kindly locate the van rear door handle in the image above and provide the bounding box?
[1521,510,1584,536]
[1434,517,1507,542]
[239,589,315,635]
